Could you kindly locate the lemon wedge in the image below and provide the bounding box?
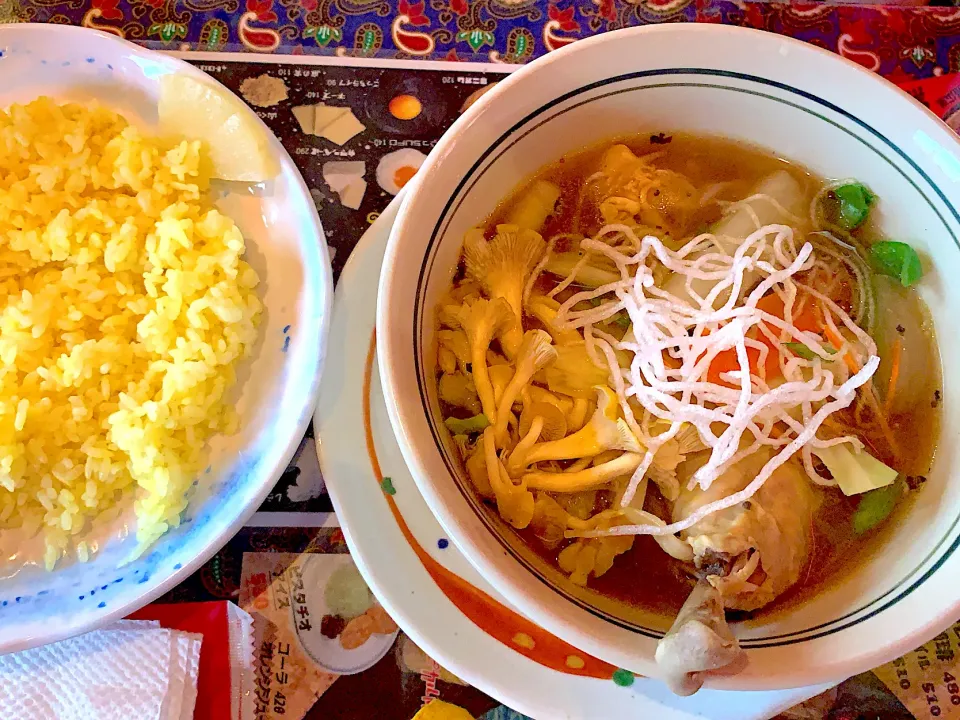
[410,700,474,720]
[159,73,279,183]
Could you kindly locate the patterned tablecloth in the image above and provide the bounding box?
[1,0,959,78]
[8,2,960,719]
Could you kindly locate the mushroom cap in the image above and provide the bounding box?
[519,401,568,442]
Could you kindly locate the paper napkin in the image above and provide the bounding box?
[0,620,202,720]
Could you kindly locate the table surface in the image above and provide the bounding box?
[10,2,960,718]
[1,0,959,76]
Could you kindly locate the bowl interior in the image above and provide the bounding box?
[380,25,960,689]
[0,25,330,652]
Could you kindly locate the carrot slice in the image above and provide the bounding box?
[702,291,820,387]
[706,336,779,386]
[885,338,902,415]
[756,293,819,333]
[822,324,859,375]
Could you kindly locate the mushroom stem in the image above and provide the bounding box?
[520,386,641,466]
[507,416,543,476]
[493,331,557,445]
[523,452,642,492]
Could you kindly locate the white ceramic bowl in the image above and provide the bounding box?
[0,24,331,652]
[378,24,960,690]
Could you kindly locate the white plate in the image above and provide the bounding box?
[0,24,331,653]
[313,195,830,719]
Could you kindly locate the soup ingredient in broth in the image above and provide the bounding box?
[672,449,817,612]
[0,98,261,569]
[852,480,904,535]
[654,580,745,696]
[434,137,940,695]
[824,182,875,230]
[869,241,924,288]
[463,226,546,357]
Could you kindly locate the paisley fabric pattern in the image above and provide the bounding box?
[8,0,960,83]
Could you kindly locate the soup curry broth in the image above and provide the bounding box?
[433,134,941,693]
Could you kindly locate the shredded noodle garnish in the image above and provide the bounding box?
[554,223,880,538]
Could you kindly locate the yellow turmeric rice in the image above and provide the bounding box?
[0,97,261,569]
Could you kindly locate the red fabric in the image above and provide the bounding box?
[897,72,960,123]
[128,601,233,720]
